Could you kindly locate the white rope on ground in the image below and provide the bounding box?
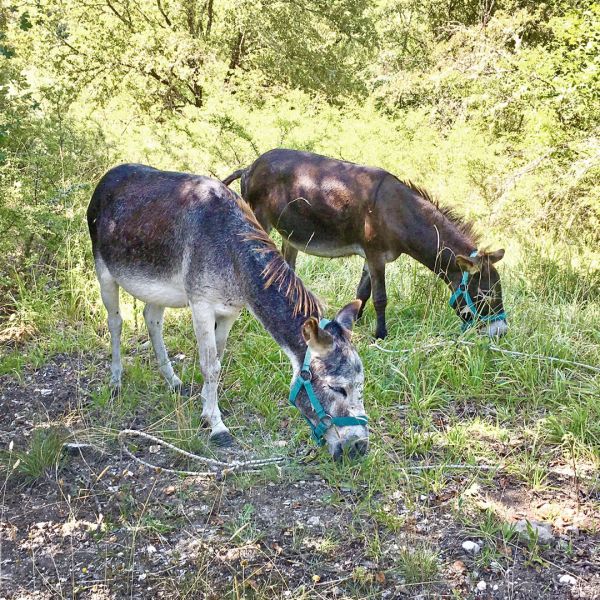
[406,463,499,471]
[372,339,600,374]
[114,430,597,482]
[117,429,286,479]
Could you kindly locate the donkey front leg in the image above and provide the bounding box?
[215,312,240,360]
[190,303,233,446]
[368,258,388,339]
[143,303,183,391]
[356,261,372,320]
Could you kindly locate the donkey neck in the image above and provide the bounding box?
[403,194,477,286]
[238,247,317,372]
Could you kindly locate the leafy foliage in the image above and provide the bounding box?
[0,0,598,332]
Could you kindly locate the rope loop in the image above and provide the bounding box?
[118,429,287,480]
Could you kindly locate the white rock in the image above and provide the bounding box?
[565,525,579,535]
[146,545,157,556]
[307,516,321,526]
[462,540,481,554]
[476,581,487,592]
[514,519,555,545]
[559,574,577,586]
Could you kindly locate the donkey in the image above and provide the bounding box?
[87,164,369,459]
[223,149,508,339]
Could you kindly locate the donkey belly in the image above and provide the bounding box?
[116,274,189,308]
[286,236,365,259]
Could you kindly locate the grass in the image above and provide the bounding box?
[0,427,69,482]
[394,542,440,586]
[1,231,599,597]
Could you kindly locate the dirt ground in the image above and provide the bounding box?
[1,355,599,599]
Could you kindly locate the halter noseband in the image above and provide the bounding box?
[449,250,507,332]
[288,318,368,446]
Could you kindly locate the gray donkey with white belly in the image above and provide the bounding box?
[87,164,369,459]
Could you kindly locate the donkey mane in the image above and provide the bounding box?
[401,179,481,244]
[234,195,322,318]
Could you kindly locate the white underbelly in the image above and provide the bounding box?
[117,276,189,308]
[289,239,365,259]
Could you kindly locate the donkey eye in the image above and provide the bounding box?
[329,386,347,398]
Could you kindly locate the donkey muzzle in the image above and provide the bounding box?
[332,436,369,461]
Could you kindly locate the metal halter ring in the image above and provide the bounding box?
[300,369,312,381]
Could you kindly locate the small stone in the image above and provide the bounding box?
[146,545,157,556]
[559,574,577,586]
[493,584,499,591]
[462,540,481,554]
[476,581,487,592]
[148,445,161,454]
[307,516,321,527]
[138,573,147,581]
[164,485,176,496]
[565,525,579,536]
[274,440,287,447]
[515,519,555,545]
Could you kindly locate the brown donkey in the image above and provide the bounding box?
[88,164,368,459]
[223,149,507,339]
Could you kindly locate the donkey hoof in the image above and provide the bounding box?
[210,431,235,447]
[374,328,387,340]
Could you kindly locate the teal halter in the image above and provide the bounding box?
[449,250,507,332]
[289,318,368,446]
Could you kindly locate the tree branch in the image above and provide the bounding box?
[105,0,134,31]
[156,0,172,27]
[206,0,213,35]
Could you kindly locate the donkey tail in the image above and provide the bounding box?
[222,168,246,187]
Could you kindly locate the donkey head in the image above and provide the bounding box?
[296,300,368,461]
[455,249,507,337]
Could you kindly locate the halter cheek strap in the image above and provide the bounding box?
[449,250,507,332]
[288,318,368,446]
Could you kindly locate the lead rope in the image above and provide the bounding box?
[371,339,600,374]
[118,429,287,480]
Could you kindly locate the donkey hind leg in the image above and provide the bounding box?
[96,264,123,389]
[368,258,388,339]
[143,303,183,390]
[356,261,372,319]
[281,240,298,271]
[190,303,233,446]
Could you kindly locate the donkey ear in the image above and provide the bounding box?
[334,299,362,331]
[456,254,481,275]
[302,317,334,356]
[486,248,505,264]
